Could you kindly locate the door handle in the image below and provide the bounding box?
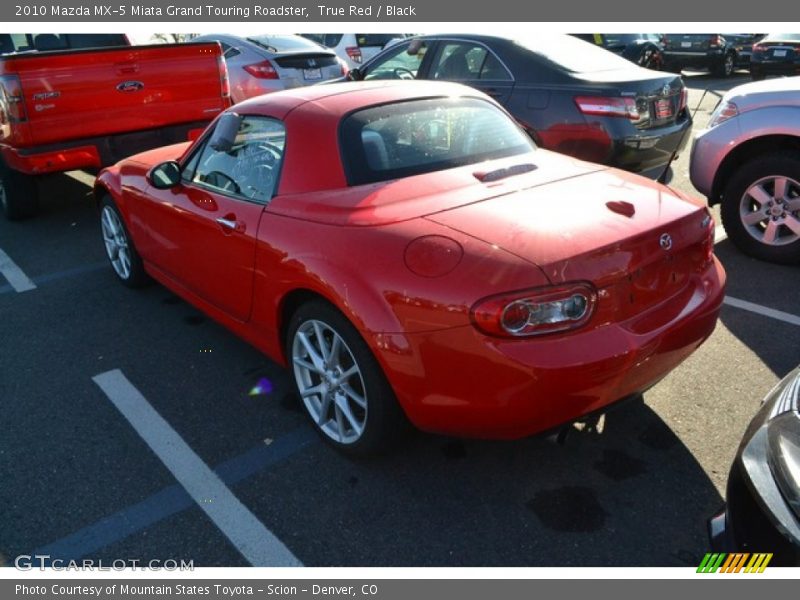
[216,217,238,231]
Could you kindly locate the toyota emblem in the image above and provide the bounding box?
[662,84,671,96]
[659,233,673,251]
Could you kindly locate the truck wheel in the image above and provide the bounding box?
[721,153,800,264]
[714,53,735,77]
[100,195,148,287]
[286,299,408,456]
[0,167,38,220]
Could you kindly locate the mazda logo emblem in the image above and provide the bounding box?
[659,233,673,250]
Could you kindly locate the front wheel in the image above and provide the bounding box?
[720,153,800,264]
[100,195,149,287]
[286,300,407,456]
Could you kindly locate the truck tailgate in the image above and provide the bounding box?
[8,43,226,147]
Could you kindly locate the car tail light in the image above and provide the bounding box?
[575,96,640,120]
[0,75,27,123]
[471,282,597,337]
[709,35,723,48]
[217,55,231,102]
[336,56,350,77]
[708,100,738,128]
[345,46,362,64]
[678,87,689,113]
[244,60,279,79]
[702,210,716,264]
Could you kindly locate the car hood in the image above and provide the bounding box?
[723,76,800,111]
[426,168,709,287]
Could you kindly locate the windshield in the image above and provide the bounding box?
[764,33,800,42]
[340,97,535,186]
[516,34,640,72]
[247,35,322,53]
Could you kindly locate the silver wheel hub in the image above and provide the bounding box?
[101,206,132,279]
[291,319,368,445]
[739,175,800,247]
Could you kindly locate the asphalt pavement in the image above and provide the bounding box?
[1,69,799,568]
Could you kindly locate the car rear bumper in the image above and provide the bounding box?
[374,257,726,439]
[750,61,800,77]
[663,50,726,70]
[607,112,693,177]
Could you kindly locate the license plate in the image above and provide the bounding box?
[681,41,692,48]
[773,49,787,57]
[655,98,673,119]
[303,68,322,80]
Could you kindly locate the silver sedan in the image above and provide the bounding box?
[192,33,347,104]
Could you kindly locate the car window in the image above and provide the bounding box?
[218,42,241,59]
[363,41,426,80]
[340,97,534,186]
[189,116,286,204]
[431,42,511,81]
[247,35,320,53]
[357,34,405,48]
[302,34,344,48]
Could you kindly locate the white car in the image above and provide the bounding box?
[301,33,409,69]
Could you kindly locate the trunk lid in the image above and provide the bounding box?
[426,168,711,302]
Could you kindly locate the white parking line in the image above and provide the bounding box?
[92,369,302,567]
[0,247,36,292]
[714,227,728,244]
[724,296,800,327]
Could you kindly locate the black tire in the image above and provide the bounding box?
[99,195,149,287]
[286,299,408,456]
[0,165,38,220]
[720,153,800,264]
[714,53,736,77]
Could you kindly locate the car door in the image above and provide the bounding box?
[142,114,286,322]
[360,39,436,80]
[427,40,515,106]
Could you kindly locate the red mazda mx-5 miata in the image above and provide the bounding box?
[95,80,726,455]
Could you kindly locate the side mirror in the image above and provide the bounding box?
[149,161,181,189]
[209,112,242,152]
[348,68,363,81]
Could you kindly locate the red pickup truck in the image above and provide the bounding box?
[0,37,231,219]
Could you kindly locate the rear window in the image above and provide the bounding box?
[357,34,405,48]
[248,35,321,53]
[764,34,800,42]
[302,34,344,48]
[0,33,128,53]
[515,34,638,73]
[340,97,534,186]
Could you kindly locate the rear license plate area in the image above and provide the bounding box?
[303,68,322,80]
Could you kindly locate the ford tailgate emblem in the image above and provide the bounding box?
[659,233,673,251]
[116,81,144,92]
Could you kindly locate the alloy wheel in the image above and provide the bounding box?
[739,175,800,246]
[291,319,368,444]
[101,205,132,279]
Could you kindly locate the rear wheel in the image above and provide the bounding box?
[286,300,408,456]
[714,53,736,77]
[100,195,148,287]
[0,166,38,220]
[720,153,800,264]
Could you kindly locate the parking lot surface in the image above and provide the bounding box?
[1,70,799,567]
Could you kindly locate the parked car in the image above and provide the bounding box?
[301,33,409,69]
[709,365,800,566]
[750,34,800,80]
[662,34,739,77]
[725,33,766,69]
[0,32,129,54]
[191,33,346,103]
[571,34,664,70]
[690,76,800,263]
[94,80,725,455]
[0,40,230,220]
[343,34,691,179]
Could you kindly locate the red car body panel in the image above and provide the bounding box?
[0,43,230,175]
[95,80,726,439]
